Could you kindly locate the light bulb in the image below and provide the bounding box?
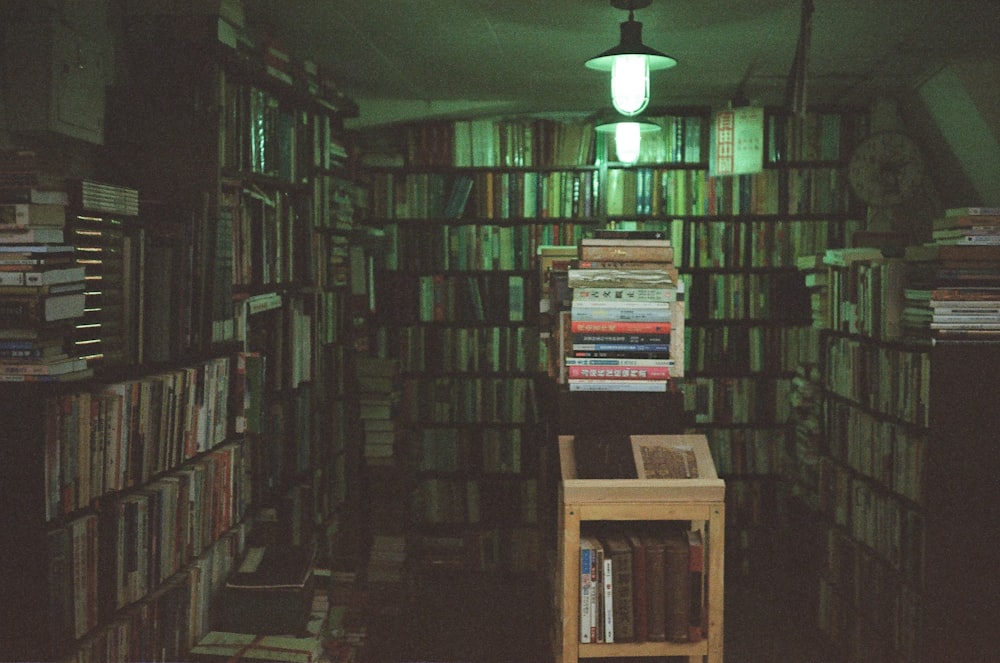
[615,122,642,163]
[611,54,650,116]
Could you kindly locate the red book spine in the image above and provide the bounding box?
[571,320,671,334]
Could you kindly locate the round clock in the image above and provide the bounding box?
[848,131,924,207]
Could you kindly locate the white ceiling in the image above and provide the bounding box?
[242,0,1000,127]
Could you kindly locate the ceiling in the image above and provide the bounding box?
[242,0,1000,128]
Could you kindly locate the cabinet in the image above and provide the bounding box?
[555,434,725,662]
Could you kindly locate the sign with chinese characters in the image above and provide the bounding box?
[710,107,764,176]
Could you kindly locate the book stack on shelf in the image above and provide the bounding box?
[901,206,1000,341]
[564,230,684,392]
[0,177,93,383]
[356,355,403,466]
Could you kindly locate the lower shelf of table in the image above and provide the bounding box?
[578,639,710,658]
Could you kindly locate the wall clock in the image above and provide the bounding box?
[847,131,924,207]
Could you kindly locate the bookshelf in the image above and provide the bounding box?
[807,251,1000,662]
[0,8,368,660]
[360,107,868,576]
[362,118,607,573]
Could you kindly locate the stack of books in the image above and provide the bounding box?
[356,355,402,466]
[0,180,91,383]
[564,231,684,392]
[902,206,1000,340]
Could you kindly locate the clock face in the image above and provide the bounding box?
[848,132,924,207]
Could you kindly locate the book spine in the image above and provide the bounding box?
[570,320,671,334]
[568,380,667,392]
[571,343,670,353]
[565,357,674,367]
[573,287,675,302]
[566,365,671,380]
[603,556,614,644]
[573,332,668,344]
[570,305,671,323]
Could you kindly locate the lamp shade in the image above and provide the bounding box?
[587,18,677,116]
[596,119,661,164]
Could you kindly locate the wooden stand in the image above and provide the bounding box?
[555,434,725,662]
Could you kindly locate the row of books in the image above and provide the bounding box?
[603,165,851,218]
[826,398,925,504]
[579,524,704,644]
[818,533,922,663]
[397,375,539,423]
[383,223,540,273]
[817,457,924,584]
[47,443,250,645]
[682,270,810,321]
[670,217,863,269]
[685,324,817,375]
[43,357,232,521]
[369,169,601,220]
[683,375,794,425]
[410,273,528,324]
[823,335,930,428]
[415,426,527,475]
[394,324,537,373]
[411,476,538,527]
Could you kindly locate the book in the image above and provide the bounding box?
[0,265,86,287]
[565,357,674,367]
[600,533,635,642]
[580,537,599,643]
[567,364,672,380]
[573,332,670,344]
[687,529,705,642]
[579,238,673,262]
[0,280,85,296]
[568,379,668,392]
[0,226,65,243]
[664,526,692,643]
[642,532,669,641]
[572,286,678,302]
[0,292,86,323]
[570,302,671,323]
[627,532,649,642]
[0,356,88,376]
[631,436,701,480]
[602,554,614,643]
[570,343,670,353]
[0,189,69,206]
[0,203,67,227]
[570,320,671,334]
[945,206,1000,217]
[568,268,676,289]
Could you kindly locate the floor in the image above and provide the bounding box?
[363,523,841,663]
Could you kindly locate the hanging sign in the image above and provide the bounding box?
[711,107,764,176]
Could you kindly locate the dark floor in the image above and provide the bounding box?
[364,527,840,663]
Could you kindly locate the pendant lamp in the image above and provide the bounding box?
[586,0,677,117]
[596,118,660,164]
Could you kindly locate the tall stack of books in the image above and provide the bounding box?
[564,231,683,392]
[0,172,91,382]
[903,206,1000,340]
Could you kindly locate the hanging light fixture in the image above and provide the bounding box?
[596,118,661,164]
[586,0,677,117]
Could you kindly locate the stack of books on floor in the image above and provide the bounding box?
[903,206,1000,340]
[564,230,684,392]
[0,174,92,383]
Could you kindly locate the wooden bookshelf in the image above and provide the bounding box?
[0,7,367,660]
[555,434,725,662]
